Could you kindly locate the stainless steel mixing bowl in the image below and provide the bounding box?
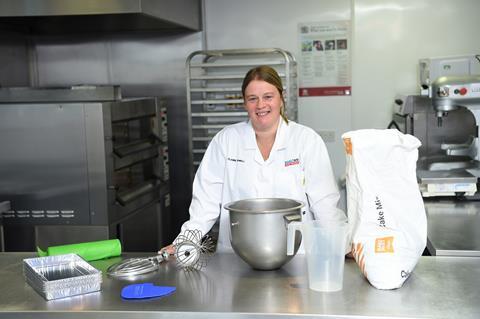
[224,198,304,270]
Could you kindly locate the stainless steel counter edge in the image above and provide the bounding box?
[0,312,412,319]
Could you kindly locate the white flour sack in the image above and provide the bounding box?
[342,129,427,290]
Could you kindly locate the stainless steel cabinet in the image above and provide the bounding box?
[0,86,170,251]
[186,48,297,180]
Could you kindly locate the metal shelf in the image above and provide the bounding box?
[192,124,228,129]
[190,86,291,93]
[190,73,287,81]
[191,111,247,117]
[192,136,214,142]
[190,87,242,93]
[186,48,297,180]
[191,99,244,105]
[189,61,286,68]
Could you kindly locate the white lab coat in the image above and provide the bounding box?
[179,118,344,253]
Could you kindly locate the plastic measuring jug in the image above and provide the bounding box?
[287,219,348,292]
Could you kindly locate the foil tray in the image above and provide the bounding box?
[23,254,102,300]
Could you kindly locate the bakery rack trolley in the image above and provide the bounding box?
[185,48,297,181]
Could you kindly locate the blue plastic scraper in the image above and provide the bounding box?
[121,283,176,299]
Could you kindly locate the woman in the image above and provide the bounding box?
[161,65,344,254]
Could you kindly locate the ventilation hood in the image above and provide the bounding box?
[0,0,201,34]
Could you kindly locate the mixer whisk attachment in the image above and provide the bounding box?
[107,250,170,278]
[174,229,215,271]
[106,229,214,278]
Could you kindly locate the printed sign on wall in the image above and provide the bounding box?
[298,21,351,97]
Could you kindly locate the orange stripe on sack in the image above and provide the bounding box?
[359,249,367,276]
[355,243,361,256]
[352,242,367,277]
[355,243,362,260]
[343,138,352,155]
[352,243,359,260]
[357,243,363,256]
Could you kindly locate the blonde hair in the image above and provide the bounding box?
[241,65,288,123]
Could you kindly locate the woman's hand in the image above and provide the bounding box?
[158,244,175,255]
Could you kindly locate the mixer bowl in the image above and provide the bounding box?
[224,198,304,270]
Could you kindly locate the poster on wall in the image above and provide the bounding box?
[298,21,351,97]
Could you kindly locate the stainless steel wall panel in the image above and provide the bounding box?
[36,40,111,87]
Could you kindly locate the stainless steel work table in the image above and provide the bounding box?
[424,199,480,256]
[0,252,479,319]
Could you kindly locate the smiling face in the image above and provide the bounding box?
[243,79,283,133]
